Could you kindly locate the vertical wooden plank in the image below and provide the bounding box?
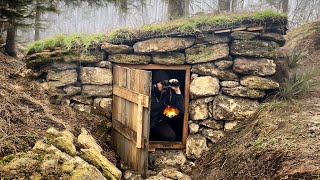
[182,68,190,147]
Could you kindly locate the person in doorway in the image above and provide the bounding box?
[150,70,184,141]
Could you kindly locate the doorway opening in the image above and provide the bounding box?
[116,64,190,151]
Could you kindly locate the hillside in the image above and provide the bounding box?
[0,53,116,162]
[190,21,320,179]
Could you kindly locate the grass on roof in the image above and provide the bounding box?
[27,10,287,54]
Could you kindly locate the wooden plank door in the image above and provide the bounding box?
[111,65,151,177]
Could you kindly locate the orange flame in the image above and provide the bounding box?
[163,105,179,118]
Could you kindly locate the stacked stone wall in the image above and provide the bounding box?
[27,30,285,167]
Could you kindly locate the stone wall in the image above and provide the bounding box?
[27,30,285,168]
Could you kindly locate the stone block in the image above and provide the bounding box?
[186,134,208,159]
[231,40,279,58]
[101,43,133,54]
[152,52,185,65]
[214,60,233,70]
[189,123,200,134]
[190,76,219,99]
[221,86,266,98]
[133,37,195,53]
[199,119,224,130]
[220,81,240,88]
[186,44,229,64]
[149,150,186,168]
[212,95,259,121]
[63,86,82,96]
[47,69,78,86]
[108,54,151,64]
[93,98,112,118]
[240,76,279,90]
[80,67,112,85]
[191,63,238,81]
[231,31,260,40]
[202,129,224,143]
[233,57,276,76]
[196,34,230,44]
[82,85,112,97]
[260,32,285,46]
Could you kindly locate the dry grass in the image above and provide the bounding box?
[0,53,117,163]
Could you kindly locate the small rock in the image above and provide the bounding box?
[224,121,239,130]
[95,61,113,68]
[189,123,200,134]
[220,81,240,88]
[70,96,93,105]
[186,134,208,159]
[199,119,224,130]
[63,86,82,96]
[189,99,210,121]
[202,129,224,143]
[73,103,92,113]
[93,98,112,118]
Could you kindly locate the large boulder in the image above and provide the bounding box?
[231,40,279,58]
[152,52,185,65]
[186,44,229,64]
[189,76,219,99]
[186,134,208,159]
[149,150,187,168]
[233,57,276,76]
[108,54,151,64]
[191,63,238,81]
[47,69,78,86]
[189,98,212,121]
[80,67,112,85]
[212,95,259,121]
[196,34,230,44]
[260,32,286,46]
[133,37,195,53]
[101,43,133,54]
[221,86,266,98]
[82,85,112,97]
[93,98,112,118]
[240,76,279,90]
[231,31,260,40]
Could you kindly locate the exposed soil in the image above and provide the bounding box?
[0,53,117,163]
[190,22,320,179]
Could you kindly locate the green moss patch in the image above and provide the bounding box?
[26,10,287,55]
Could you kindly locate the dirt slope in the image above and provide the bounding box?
[0,53,116,162]
[190,22,320,179]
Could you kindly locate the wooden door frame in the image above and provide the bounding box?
[115,64,190,151]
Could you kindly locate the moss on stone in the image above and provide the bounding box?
[27,10,287,55]
[1,154,15,163]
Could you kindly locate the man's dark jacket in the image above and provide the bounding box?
[150,88,184,128]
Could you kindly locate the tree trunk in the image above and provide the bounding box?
[282,0,289,14]
[5,24,17,58]
[34,0,41,41]
[218,0,231,12]
[231,0,237,12]
[167,0,189,20]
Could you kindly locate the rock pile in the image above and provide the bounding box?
[0,127,121,180]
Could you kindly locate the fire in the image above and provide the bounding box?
[163,105,179,118]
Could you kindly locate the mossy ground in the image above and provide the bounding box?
[26,10,287,55]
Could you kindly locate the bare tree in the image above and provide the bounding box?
[167,0,189,20]
[281,0,289,14]
[218,0,231,12]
